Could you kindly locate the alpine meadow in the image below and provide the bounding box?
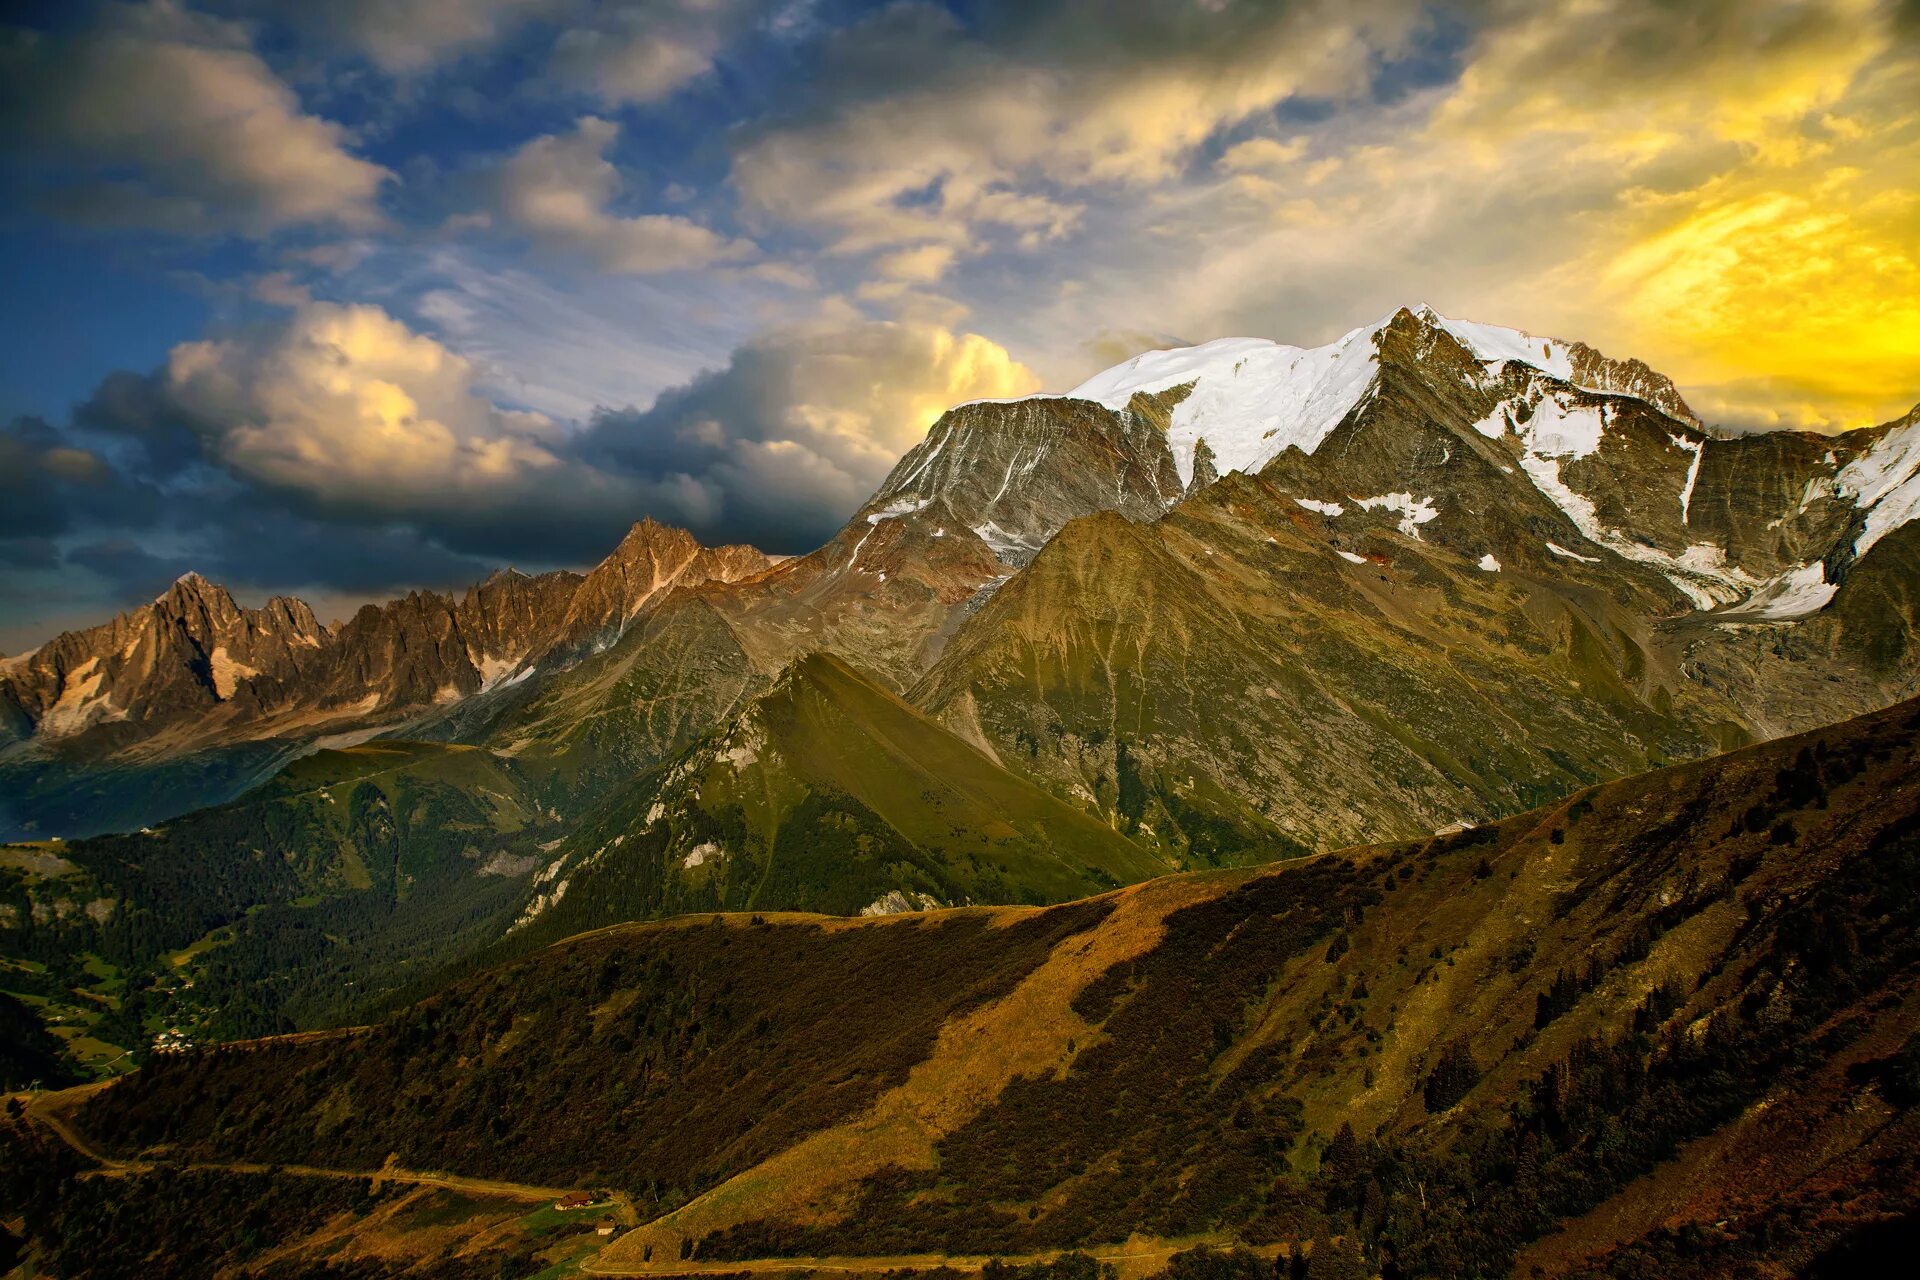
[2,3,1919,1278]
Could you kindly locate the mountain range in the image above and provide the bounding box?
[7,305,1915,845]
[4,302,1918,1045]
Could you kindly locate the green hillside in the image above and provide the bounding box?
[0,741,561,1066]
[518,652,1169,937]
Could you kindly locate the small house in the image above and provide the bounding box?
[555,1192,596,1211]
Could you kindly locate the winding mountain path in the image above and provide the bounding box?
[18,1081,595,1205]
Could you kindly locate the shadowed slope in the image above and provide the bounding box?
[70,693,1920,1277]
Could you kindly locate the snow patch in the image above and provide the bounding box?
[1517,397,1609,460]
[1519,454,1602,542]
[1336,550,1369,565]
[1068,327,1383,486]
[682,841,721,869]
[39,658,122,737]
[1470,404,1512,440]
[1663,576,1723,610]
[1546,542,1600,563]
[971,520,1046,561]
[1718,562,1838,621]
[1477,553,1501,572]
[1419,307,1576,381]
[1837,416,1920,558]
[475,653,531,692]
[1671,434,1705,524]
[207,646,259,700]
[867,496,932,524]
[1356,492,1439,538]
[1294,497,1346,517]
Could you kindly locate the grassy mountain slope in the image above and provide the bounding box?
[478,591,770,805]
[911,472,1733,864]
[0,741,562,1064]
[514,652,1168,936]
[63,693,1920,1277]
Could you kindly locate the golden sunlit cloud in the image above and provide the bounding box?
[1426,0,1920,428]
[1088,0,1920,433]
[1594,176,1920,430]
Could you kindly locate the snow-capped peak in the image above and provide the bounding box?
[972,306,1607,488]
[1410,305,1576,382]
[1067,323,1384,485]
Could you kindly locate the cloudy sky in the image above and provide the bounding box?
[2,0,1916,649]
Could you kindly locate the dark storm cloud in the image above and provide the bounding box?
[62,538,191,602]
[73,370,213,475]
[0,416,167,539]
[571,316,1039,552]
[188,510,496,597]
[2,300,1034,635]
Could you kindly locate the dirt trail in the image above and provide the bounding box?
[19,1082,601,1206]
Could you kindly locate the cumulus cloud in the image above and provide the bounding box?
[577,316,1041,548]
[0,1,391,235]
[38,302,1037,594]
[159,302,575,518]
[490,117,756,273]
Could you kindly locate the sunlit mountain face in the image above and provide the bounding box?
[4,5,1920,1279]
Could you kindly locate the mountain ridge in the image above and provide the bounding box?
[4,304,1917,873]
[0,520,776,837]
